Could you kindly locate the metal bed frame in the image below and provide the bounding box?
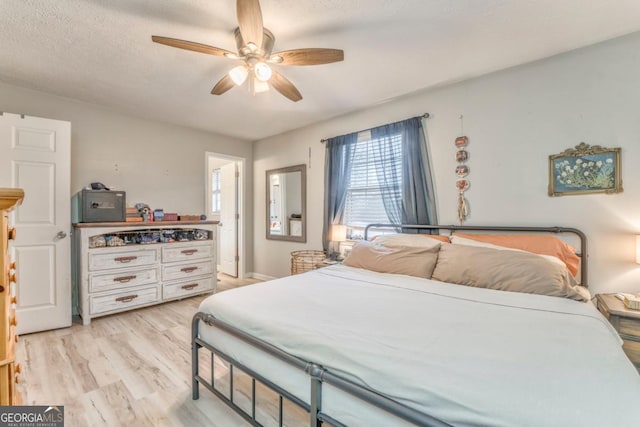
[191,224,588,426]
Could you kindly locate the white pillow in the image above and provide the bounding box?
[373,234,442,250]
[450,236,567,269]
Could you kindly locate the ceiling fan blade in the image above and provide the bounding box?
[211,75,235,95]
[270,70,302,102]
[270,48,344,66]
[152,36,235,57]
[237,0,264,49]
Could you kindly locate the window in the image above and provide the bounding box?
[211,168,221,213]
[343,132,403,234]
[324,116,435,250]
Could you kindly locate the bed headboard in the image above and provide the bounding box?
[363,224,588,288]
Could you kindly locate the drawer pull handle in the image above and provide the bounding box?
[115,294,138,303]
[181,249,198,255]
[114,256,138,263]
[181,266,198,273]
[181,283,198,290]
[113,275,137,283]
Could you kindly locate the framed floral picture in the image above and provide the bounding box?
[548,143,622,196]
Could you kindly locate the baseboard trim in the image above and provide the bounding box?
[249,272,277,281]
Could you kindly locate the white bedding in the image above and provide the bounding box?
[199,265,640,426]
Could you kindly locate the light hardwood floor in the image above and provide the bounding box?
[14,274,273,427]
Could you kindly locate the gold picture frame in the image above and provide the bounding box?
[548,143,622,196]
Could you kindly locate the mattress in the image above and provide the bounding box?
[198,264,640,426]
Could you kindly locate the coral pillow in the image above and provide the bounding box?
[372,233,449,248]
[452,233,580,277]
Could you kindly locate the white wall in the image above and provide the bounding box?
[0,80,254,272]
[253,31,640,294]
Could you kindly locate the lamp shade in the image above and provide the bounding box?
[229,65,249,86]
[331,224,347,242]
[254,62,273,82]
[253,78,270,93]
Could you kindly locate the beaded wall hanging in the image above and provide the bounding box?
[455,115,469,223]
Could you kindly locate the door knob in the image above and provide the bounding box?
[56,231,67,239]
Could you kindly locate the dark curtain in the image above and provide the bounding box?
[322,132,358,251]
[371,117,437,229]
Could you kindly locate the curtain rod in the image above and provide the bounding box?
[320,113,430,143]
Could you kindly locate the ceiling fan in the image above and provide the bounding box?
[152,0,344,102]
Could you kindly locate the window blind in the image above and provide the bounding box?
[343,133,403,227]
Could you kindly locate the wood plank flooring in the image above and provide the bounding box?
[13,274,287,427]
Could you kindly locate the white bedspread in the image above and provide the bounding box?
[199,265,640,426]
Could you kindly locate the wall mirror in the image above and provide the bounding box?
[266,164,306,242]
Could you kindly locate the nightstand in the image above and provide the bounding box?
[314,260,340,270]
[596,294,640,372]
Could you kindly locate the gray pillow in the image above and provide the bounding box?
[343,240,440,279]
[431,243,590,302]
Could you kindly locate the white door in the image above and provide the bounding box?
[219,162,238,277]
[0,113,71,334]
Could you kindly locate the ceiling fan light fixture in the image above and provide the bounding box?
[254,62,272,81]
[229,65,249,85]
[152,0,344,102]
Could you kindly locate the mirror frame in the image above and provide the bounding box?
[265,164,306,242]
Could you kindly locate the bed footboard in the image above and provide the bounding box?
[192,312,450,427]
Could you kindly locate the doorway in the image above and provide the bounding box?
[205,152,245,279]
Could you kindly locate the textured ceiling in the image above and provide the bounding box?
[2,0,640,141]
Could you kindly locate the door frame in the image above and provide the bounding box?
[205,152,246,279]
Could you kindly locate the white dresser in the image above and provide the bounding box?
[73,221,217,325]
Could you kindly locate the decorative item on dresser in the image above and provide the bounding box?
[596,294,640,373]
[72,221,218,325]
[0,188,24,405]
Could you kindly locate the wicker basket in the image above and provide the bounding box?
[290,250,326,275]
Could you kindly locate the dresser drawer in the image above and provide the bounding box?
[89,267,159,293]
[163,277,215,300]
[622,339,640,370]
[90,285,161,315]
[162,243,213,263]
[619,317,640,338]
[162,260,213,282]
[89,248,158,271]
